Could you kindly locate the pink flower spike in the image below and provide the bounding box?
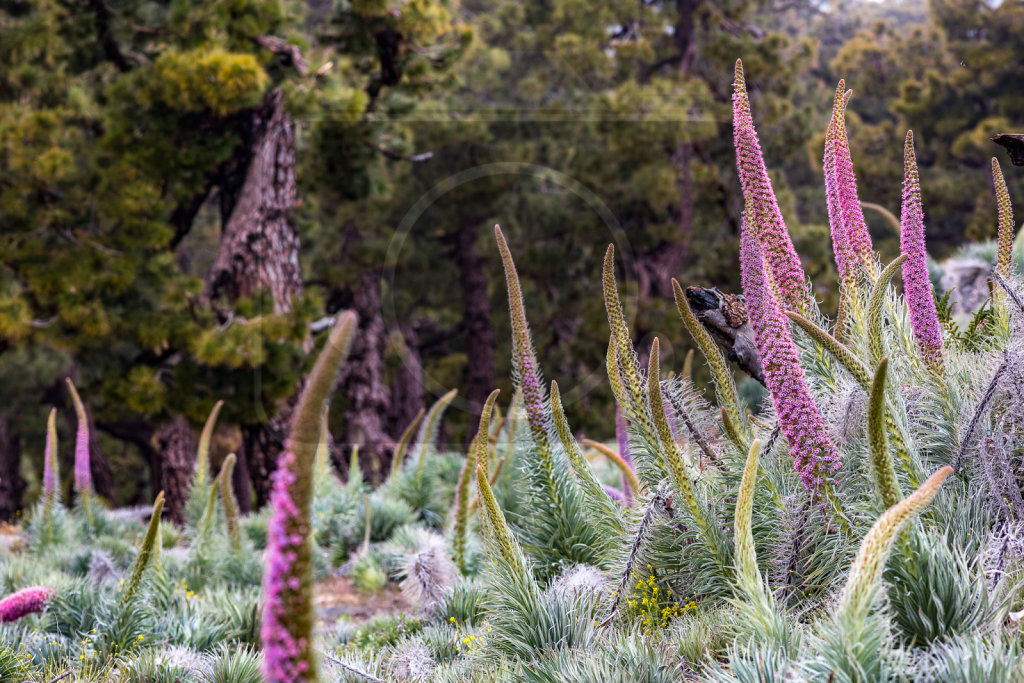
[830,85,875,275]
[899,131,944,371]
[0,586,54,623]
[65,379,92,497]
[733,59,808,311]
[42,408,59,504]
[740,222,842,498]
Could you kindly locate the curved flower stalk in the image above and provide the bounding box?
[186,400,224,525]
[867,359,902,509]
[615,407,634,501]
[413,389,458,480]
[838,466,953,622]
[195,471,222,550]
[672,278,748,446]
[733,59,808,311]
[65,378,93,516]
[389,407,425,479]
[824,82,875,280]
[740,225,843,503]
[496,225,550,451]
[648,339,703,527]
[603,246,656,440]
[123,492,165,605]
[734,439,764,594]
[219,454,241,554]
[900,131,944,371]
[451,437,476,574]
[551,381,624,539]
[262,311,357,683]
[472,390,521,569]
[0,586,54,623]
[42,407,59,508]
[992,157,1015,279]
[195,400,223,490]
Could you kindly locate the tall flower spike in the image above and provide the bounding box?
[900,131,944,371]
[733,59,808,310]
[824,81,853,281]
[495,225,549,449]
[65,378,92,500]
[42,408,59,506]
[838,466,952,621]
[262,311,357,683]
[195,400,223,490]
[740,224,843,500]
[992,157,1015,278]
[219,454,241,554]
[826,83,875,278]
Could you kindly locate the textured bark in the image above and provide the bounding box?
[155,415,197,525]
[339,271,394,483]
[207,88,301,314]
[387,323,425,460]
[231,439,253,514]
[0,413,24,521]
[456,222,497,441]
[685,286,765,385]
[206,87,303,505]
[86,411,116,504]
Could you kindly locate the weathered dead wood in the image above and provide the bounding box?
[684,286,765,385]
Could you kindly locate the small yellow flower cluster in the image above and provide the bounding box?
[623,565,686,634]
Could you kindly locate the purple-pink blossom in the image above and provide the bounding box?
[824,82,874,279]
[733,59,808,311]
[740,223,843,496]
[261,449,313,683]
[900,131,943,370]
[66,379,92,496]
[42,409,58,502]
[0,586,53,623]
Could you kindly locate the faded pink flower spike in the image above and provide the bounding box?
[42,407,59,505]
[824,82,875,280]
[900,132,944,370]
[992,157,1015,278]
[733,59,808,310]
[740,223,842,497]
[0,586,53,623]
[65,379,92,497]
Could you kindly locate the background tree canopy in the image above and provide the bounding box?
[0,0,1021,517]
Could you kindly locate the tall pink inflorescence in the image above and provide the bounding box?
[823,81,872,278]
[733,59,808,311]
[261,310,357,683]
[66,379,92,497]
[824,82,875,280]
[899,131,943,371]
[0,586,53,623]
[42,408,58,503]
[261,448,309,682]
[740,224,843,497]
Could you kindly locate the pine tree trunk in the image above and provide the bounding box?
[155,415,197,524]
[205,87,303,506]
[0,412,24,522]
[339,271,394,484]
[456,222,496,441]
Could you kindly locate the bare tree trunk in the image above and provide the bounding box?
[87,412,116,505]
[387,323,425,449]
[155,416,197,524]
[456,222,496,441]
[205,87,303,506]
[207,88,301,313]
[0,413,24,522]
[339,271,394,483]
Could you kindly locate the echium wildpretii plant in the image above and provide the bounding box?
[327,60,1024,682]
[262,311,356,683]
[8,62,1024,683]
